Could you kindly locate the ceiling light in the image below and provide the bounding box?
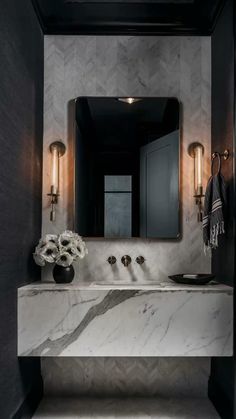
[117,98,141,105]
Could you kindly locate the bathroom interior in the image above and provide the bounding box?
[0,0,235,418]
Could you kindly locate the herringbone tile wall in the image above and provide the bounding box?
[42,36,211,283]
[42,36,211,395]
[42,357,210,397]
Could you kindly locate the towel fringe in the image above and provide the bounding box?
[204,221,225,254]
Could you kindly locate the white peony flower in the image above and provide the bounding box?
[37,234,58,248]
[58,231,87,258]
[56,251,74,267]
[44,234,58,245]
[58,231,76,249]
[38,242,58,263]
[65,245,80,258]
[33,231,88,267]
[74,239,88,259]
[33,252,46,267]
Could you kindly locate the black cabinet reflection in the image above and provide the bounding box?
[104,176,132,238]
[75,97,180,238]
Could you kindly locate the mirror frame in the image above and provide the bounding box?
[69,96,182,240]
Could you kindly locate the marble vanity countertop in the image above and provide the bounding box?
[18,280,233,357]
[18,280,233,293]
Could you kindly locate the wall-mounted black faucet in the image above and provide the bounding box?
[107,256,117,265]
[121,255,132,267]
[108,255,145,266]
[136,256,145,265]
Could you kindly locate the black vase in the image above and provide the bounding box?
[53,264,75,284]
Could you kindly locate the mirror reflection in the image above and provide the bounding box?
[75,97,180,238]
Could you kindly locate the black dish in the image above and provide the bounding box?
[169,274,215,285]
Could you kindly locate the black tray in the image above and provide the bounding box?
[169,274,215,285]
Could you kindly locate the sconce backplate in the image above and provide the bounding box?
[49,141,66,157]
[188,142,204,158]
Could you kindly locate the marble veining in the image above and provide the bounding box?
[18,282,233,357]
[33,397,220,418]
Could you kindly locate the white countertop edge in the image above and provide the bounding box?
[18,281,233,294]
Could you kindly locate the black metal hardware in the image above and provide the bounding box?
[121,255,132,267]
[107,256,117,265]
[136,256,145,265]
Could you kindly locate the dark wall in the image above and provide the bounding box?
[211,0,234,287]
[210,0,235,418]
[0,1,44,418]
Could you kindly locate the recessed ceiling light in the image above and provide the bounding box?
[117,98,141,104]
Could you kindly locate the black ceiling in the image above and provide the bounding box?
[31,0,227,35]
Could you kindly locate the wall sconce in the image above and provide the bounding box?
[48,141,66,221]
[188,142,204,222]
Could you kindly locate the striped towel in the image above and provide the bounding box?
[203,173,226,251]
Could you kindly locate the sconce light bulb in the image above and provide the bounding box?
[48,141,66,222]
[188,142,204,223]
[188,142,204,196]
[195,145,203,191]
[51,145,59,195]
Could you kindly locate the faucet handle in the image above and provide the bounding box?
[121,255,132,267]
[136,256,145,265]
[107,256,116,265]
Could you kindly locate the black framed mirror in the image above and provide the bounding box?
[74,97,180,239]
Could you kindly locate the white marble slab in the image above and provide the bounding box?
[18,282,233,357]
[33,397,220,419]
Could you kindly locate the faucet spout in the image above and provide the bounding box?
[121,255,132,267]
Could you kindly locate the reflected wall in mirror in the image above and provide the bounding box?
[74,97,180,239]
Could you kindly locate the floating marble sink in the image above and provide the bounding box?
[18,281,233,357]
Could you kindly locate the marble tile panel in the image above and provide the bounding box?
[42,36,211,284]
[42,357,210,398]
[33,397,220,418]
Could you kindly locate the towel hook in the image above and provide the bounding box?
[211,152,221,176]
[211,149,229,176]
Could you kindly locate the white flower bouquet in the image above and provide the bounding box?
[33,230,88,267]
